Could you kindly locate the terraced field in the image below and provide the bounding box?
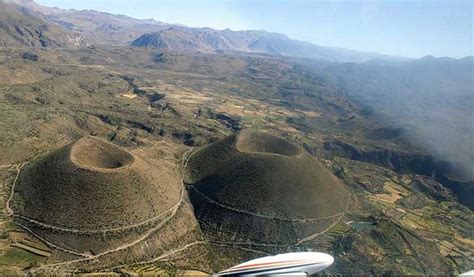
[0,45,471,275]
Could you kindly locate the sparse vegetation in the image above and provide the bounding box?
[0,247,45,269]
[184,130,349,244]
[0,1,471,274]
[11,136,181,253]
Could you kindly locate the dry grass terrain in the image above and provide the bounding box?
[0,45,471,275]
[10,136,182,254]
[185,130,349,218]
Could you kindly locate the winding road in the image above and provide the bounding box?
[7,145,348,274]
[187,185,345,222]
[5,163,25,216]
[28,148,198,273]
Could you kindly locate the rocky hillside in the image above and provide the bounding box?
[45,10,169,45]
[131,27,406,63]
[0,1,81,47]
[5,0,406,63]
[318,56,474,208]
[3,0,173,45]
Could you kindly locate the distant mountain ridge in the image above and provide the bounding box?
[130,27,408,63]
[2,0,171,45]
[0,1,82,47]
[3,0,409,63]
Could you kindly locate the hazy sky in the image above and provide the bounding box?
[36,0,473,58]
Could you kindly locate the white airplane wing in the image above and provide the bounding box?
[214,252,334,276]
[459,270,474,276]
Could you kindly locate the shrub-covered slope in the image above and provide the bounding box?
[184,130,349,242]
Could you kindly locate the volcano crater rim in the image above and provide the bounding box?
[235,131,302,157]
[70,137,135,171]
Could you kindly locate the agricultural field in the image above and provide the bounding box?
[0,44,472,275]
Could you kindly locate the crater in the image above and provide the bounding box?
[12,135,182,253]
[184,129,350,243]
[235,130,301,157]
[70,136,135,169]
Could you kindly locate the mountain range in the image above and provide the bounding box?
[2,0,407,63]
[1,0,472,199]
[0,1,81,47]
[0,0,473,275]
[130,27,410,63]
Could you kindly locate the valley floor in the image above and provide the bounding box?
[0,46,472,275]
